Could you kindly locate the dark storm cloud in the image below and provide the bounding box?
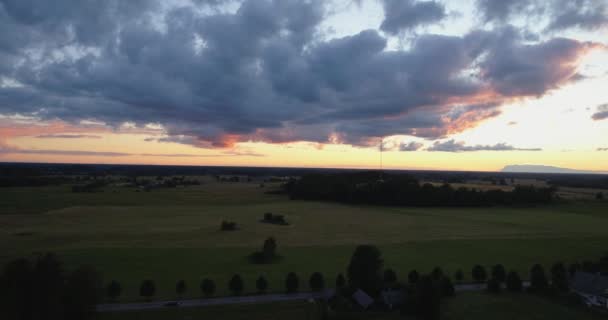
[0,0,602,148]
[427,139,542,152]
[592,104,608,121]
[476,0,608,31]
[380,0,446,34]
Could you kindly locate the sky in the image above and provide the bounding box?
[0,0,607,171]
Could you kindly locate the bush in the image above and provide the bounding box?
[383,269,397,286]
[431,267,443,281]
[140,280,156,301]
[597,192,604,200]
[408,270,420,284]
[249,237,281,264]
[336,273,346,289]
[487,278,501,293]
[64,265,103,320]
[106,280,121,301]
[286,272,299,294]
[309,272,325,291]
[506,271,523,292]
[529,264,549,293]
[229,275,244,296]
[491,264,506,283]
[220,221,237,231]
[256,276,268,294]
[472,265,487,283]
[176,280,186,298]
[413,276,441,320]
[200,279,215,297]
[454,269,464,282]
[551,262,568,292]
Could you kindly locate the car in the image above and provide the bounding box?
[163,301,181,307]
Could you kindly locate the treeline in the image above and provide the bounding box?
[285,172,555,207]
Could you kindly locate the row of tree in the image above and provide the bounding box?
[285,172,556,207]
[107,272,327,301]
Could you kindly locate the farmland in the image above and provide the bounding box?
[1,180,607,301]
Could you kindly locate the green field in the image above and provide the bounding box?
[95,293,604,320]
[1,182,608,301]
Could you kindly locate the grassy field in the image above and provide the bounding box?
[1,181,607,301]
[95,293,605,320]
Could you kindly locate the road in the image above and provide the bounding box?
[96,281,531,313]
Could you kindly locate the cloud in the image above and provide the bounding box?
[476,0,608,31]
[36,134,102,139]
[0,0,603,149]
[597,148,608,151]
[592,103,608,121]
[399,141,424,151]
[427,139,542,152]
[380,0,446,34]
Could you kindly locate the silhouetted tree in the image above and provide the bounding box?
[263,237,277,260]
[486,277,501,294]
[256,276,268,294]
[335,273,346,289]
[176,280,186,298]
[431,267,443,281]
[551,262,568,292]
[491,264,506,283]
[439,277,455,297]
[454,269,464,282]
[408,270,420,284]
[139,280,155,301]
[414,276,440,320]
[63,265,102,320]
[0,258,34,320]
[229,275,244,296]
[383,269,397,286]
[568,263,581,277]
[309,272,325,292]
[32,253,65,319]
[529,264,548,293]
[597,192,604,200]
[347,245,383,296]
[106,280,121,301]
[200,279,215,297]
[286,272,299,293]
[472,265,487,283]
[506,271,523,292]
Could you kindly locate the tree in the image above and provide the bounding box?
[506,271,523,292]
[529,264,548,293]
[286,272,299,294]
[454,269,464,282]
[32,253,65,319]
[472,265,487,283]
[414,276,440,320]
[487,277,501,294]
[309,272,325,292]
[263,237,277,260]
[439,277,455,297]
[431,267,443,281]
[139,280,156,301]
[0,258,34,320]
[347,245,383,296]
[383,269,397,286]
[551,262,568,292]
[335,273,346,289]
[106,280,121,301]
[568,263,581,277]
[256,276,268,294]
[408,270,420,284]
[176,280,187,298]
[200,279,215,297]
[229,275,244,296]
[597,192,604,200]
[63,265,102,320]
[491,264,506,283]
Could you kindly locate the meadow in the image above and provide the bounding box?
[1,180,607,301]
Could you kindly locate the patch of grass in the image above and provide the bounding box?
[442,292,605,320]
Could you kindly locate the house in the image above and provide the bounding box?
[352,289,374,309]
[571,272,608,309]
